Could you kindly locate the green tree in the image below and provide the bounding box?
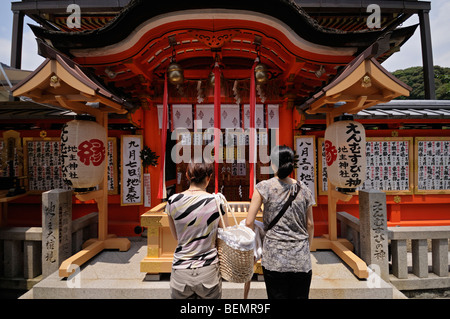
[392,66,450,100]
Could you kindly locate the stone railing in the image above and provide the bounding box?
[338,211,361,256]
[338,206,450,291]
[0,212,98,290]
[389,226,450,290]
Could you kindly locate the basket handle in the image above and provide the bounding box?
[214,193,238,229]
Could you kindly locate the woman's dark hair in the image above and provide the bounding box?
[270,145,295,179]
[186,159,213,184]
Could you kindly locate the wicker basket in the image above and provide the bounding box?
[215,194,255,283]
[217,237,254,283]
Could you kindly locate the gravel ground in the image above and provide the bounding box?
[403,288,450,299]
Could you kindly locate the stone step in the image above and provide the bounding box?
[26,237,397,299]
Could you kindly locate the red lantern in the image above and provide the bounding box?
[60,116,107,193]
[324,120,366,191]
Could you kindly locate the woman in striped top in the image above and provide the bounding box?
[166,160,228,299]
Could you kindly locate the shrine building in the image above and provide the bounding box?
[1,0,449,279]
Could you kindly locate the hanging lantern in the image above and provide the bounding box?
[324,120,366,192]
[167,63,184,85]
[60,115,107,193]
[254,63,268,85]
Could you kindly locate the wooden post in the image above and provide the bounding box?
[322,113,368,279]
[59,110,130,278]
[96,112,109,241]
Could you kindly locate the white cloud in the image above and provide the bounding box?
[0,27,44,70]
[429,0,450,67]
[21,29,45,71]
[0,36,11,66]
[383,0,450,71]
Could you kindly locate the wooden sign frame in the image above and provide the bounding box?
[120,135,144,206]
[414,137,450,194]
[318,137,414,195]
[294,135,318,206]
[365,137,414,195]
[23,137,118,194]
[318,137,328,195]
[106,137,118,195]
[23,137,66,194]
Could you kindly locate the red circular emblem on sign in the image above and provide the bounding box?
[324,140,337,167]
[77,139,106,166]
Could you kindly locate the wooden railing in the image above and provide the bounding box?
[0,212,98,290]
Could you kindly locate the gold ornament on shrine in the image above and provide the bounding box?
[254,63,268,85]
[167,63,184,85]
[361,75,372,88]
[50,75,61,88]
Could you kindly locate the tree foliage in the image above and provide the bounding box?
[392,66,450,100]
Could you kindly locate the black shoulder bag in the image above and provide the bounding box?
[267,181,301,231]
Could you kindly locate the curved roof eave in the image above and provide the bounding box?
[29,0,414,55]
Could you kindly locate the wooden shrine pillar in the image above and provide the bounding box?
[303,45,411,279]
[56,104,131,278]
[12,53,132,278]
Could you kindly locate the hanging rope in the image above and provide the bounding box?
[249,57,259,199]
[158,72,169,199]
[213,62,221,193]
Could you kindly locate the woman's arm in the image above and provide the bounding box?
[245,189,263,230]
[306,205,314,248]
[167,215,178,241]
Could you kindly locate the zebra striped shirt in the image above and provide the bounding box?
[165,193,224,269]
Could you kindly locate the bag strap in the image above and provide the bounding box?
[214,193,235,229]
[267,181,301,231]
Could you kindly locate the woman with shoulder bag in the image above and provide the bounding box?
[246,145,315,299]
[166,159,228,299]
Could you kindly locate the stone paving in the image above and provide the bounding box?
[21,237,402,299]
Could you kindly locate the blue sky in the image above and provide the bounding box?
[0,1,449,72]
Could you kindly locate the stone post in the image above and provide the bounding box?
[42,189,72,278]
[359,190,389,282]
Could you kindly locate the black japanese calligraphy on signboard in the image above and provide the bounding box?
[24,137,117,193]
[24,138,68,192]
[107,138,118,195]
[0,138,20,177]
[294,136,317,205]
[121,135,143,205]
[319,137,413,195]
[415,137,450,194]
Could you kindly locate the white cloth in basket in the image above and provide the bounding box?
[240,219,265,260]
[217,225,255,251]
[214,193,255,252]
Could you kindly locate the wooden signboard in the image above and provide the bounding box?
[121,135,143,205]
[23,138,68,193]
[294,136,317,205]
[23,137,118,194]
[415,137,450,194]
[106,138,118,195]
[319,137,413,195]
[0,138,20,178]
[362,137,413,194]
